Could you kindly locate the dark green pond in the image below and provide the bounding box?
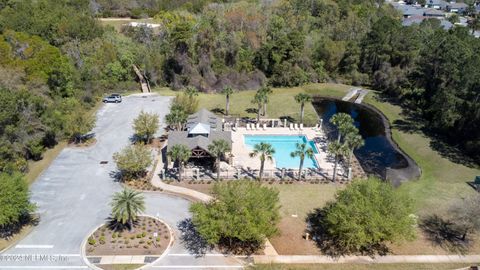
[313,98,420,183]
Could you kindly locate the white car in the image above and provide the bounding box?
[102,93,122,103]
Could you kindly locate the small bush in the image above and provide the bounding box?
[142,232,146,237]
[112,232,118,239]
[125,239,130,244]
[149,236,153,240]
[143,245,149,249]
[147,240,152,245]
[88,237,96,246]
[99,236,106,245]
[136,233,142,238]
[156,237,161,242]
[130,236,135,240]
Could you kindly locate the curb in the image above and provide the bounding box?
[80,215,174,270]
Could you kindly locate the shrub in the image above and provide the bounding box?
[142,232,146,237]
[306,178,415,256]
[112,232,118,239]
[113,144,153,180]
[125,239,130,244]
[136,233,143,238]
[88,237,96,245]
[133,110,160,143]
[99,236,106,245]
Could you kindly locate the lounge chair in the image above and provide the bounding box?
[289,123,294,130]
[299,123,304,130]
[256,123,261,130]
[263,123,267,130]
[246,123,250,130]
[294,123,299,130]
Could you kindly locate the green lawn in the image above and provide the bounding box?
[251,263,474,270]
[159,84,480,213]
[363,92,480,213]
[155,83,351,126]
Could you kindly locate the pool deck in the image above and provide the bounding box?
[231,127,337,177]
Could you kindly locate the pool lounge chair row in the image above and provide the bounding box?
[289,123,304,130]
[245,123,268,130]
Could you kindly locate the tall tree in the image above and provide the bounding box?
[344,128,365,179]
[251,91,265,123]
[294,93,312,124]
[290,143,314,180]
[330,113,355,143]
[166,105,187,131]
[0,172,35,229]
[328,141,348,182]
[221,86,234,116]
[110,188,146,230]
[249,142,275,181]
[133,110,159,143]
[167,144,191,181]
[259,86,272,116]
[207,139,231,181]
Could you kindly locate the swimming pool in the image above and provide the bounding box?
[244,135,319,169]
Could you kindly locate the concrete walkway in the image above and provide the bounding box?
[354,89,370,104]
[342,88,360,101]
[254,254,480,264]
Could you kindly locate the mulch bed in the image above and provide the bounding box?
[86,216,171,256]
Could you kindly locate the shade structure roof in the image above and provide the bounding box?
[189,123,210,135]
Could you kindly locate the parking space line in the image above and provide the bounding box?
[15,245,54,249]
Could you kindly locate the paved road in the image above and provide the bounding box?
[0,94,243,270]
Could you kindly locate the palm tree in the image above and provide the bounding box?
[290,143,314,180]
[330,113,354,142]
[221,86,234,116]
[328,141,348,182]
[249,142,275,180]
[259,86,272,116]
[111,188,146,230]
[167,144,191,181]
[344,131,364,179]
[208,139,231,181]
[294,93,312,124]
[252,91,265,123]
[166,106,187,131]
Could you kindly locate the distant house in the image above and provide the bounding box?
[445,2,468,14]
[426,0,447,10]
[393,3,426,18]
[402,15,453,29]
[423,8,446,17]
[167,109,232,159]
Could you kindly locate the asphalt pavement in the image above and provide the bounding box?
[0,94,244,270]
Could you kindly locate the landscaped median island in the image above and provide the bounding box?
[83,188,172,269]
[86,215,171,256]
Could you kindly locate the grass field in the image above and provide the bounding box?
[363,93,480,213]
[160,83,480,256]
[155,83,350,125]
[251,263,474,270]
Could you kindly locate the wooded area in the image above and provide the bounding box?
[0,0,478,175]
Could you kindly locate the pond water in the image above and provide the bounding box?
[312,98,418,183]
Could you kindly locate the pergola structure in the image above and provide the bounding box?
[167,109,232,161]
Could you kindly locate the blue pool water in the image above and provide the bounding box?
[244,135,319,169]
